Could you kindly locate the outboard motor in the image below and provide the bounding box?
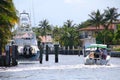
[23,45,33,56]
[23,46,27,55]
[29,47,33,55]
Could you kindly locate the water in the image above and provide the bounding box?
[0,55,120,80]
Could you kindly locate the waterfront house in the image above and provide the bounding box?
[79,24,117,48]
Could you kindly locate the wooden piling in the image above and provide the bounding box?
[78,46,80,56]
[63,46,65,54]
[5,45,11,66]
[11,45,18,66]
[72,46,74,54]
[68,46,69,55]
[0,42,2,55]
[38,41,43,64]
[83,46,86,57]
[54,44,59,63]
[46,45,49,61]
[40,45,43,64]
[40,50,43,64]
[0,43,4,66]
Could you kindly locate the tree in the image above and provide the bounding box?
[0,0,18,54]
[53,26,62,43]
[95,29,114,45]
[32,27,40,39]
[38,19,52,44]
[102,7,120,44]
[64,20,76,28]
[114,24,120,44]
[104,7,120,30]
[78,19,91,29]
[38,19,52,36]
[88,10,105,44]
[88,7,120,44]
[60,20,80,49]
[89,10,104,29]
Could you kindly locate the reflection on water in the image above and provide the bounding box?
[0,55,120,80]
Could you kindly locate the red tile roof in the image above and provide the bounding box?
[79,24,116,31]
[39,35,52,43]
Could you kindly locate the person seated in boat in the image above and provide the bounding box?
[94,47,101,58]
[101,48,107,59]
[89,52,94,59]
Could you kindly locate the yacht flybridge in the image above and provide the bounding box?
[13,11,39,56]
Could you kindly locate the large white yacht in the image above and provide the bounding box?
[13,11,39,56]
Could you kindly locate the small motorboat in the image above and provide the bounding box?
[84,44,111,65]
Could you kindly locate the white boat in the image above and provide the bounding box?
[13,11,39,56]
[84,44,111,65]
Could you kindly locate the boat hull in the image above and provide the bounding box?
[84,55,110,65]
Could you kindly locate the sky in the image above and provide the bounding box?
[13,0,120,27]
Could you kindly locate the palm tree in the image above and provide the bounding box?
[104,7,120,29]
[53,26,62,43]
[88,10,105,44]
[114,24,120,44]
[78,19,91,29]
[32,27,40,39]
[0,0,18,27]
[38,19,52,36]
[38,19,52,47]
[64,20,76,28]
[102,7,120,44]
[60,20,80,49]
[0,0,18,54]
[89,10,104,30]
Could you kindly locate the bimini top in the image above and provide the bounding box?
[86,44,107,51]
[87,44,107,48]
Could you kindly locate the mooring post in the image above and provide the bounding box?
[78,46,80,56]
[0,42,2,55]
[72,46,74,54]
[0,42,3,66]
[45,45,49,61]
[63,46,65,54]
[11,44,18,66]
[39,45,43,64]
[5,44,11,66]
[83,46,86,57]
[39,46,43,64]
[38,41,43,64]
[54,44,59,63]
[68,46,69,55]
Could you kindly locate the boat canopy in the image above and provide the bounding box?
[87,44,107,48]
[86,44,108,51]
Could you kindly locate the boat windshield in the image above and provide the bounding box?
[14,33,34,39]
[21,17,28,21]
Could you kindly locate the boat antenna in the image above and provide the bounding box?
[31,0,35,27]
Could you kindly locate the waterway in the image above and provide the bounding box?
[0,55,120,80]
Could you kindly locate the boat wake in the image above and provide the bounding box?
[0,63,119,72]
